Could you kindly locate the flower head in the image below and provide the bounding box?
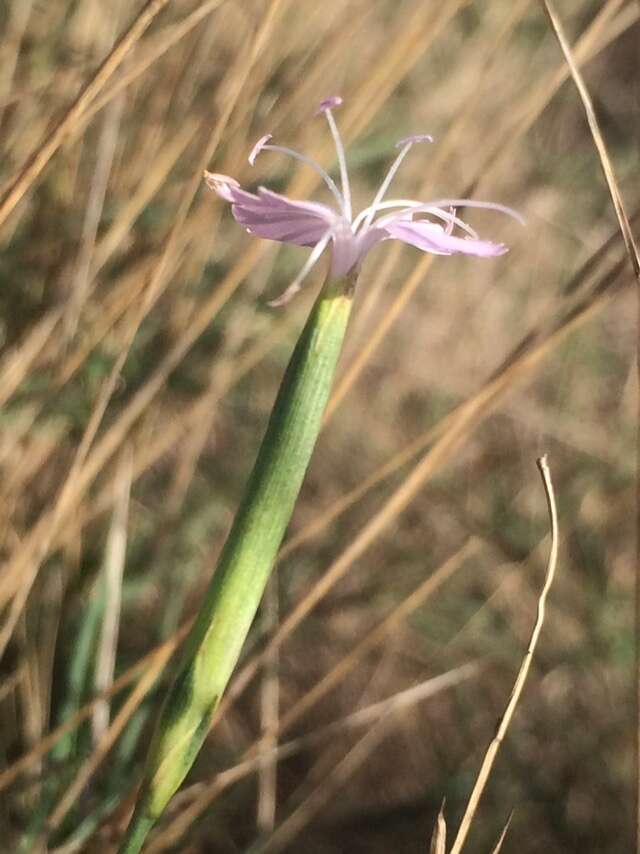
[205,97,523,305]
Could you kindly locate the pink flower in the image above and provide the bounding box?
[205,96,523,305]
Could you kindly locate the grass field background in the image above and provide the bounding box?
[0,1,638,851]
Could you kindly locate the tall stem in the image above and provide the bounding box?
[119,272,355,853]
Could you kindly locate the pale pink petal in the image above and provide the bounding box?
[205,174,337,247]
[383,219,508,257]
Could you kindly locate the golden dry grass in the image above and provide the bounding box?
[0,1,638,851]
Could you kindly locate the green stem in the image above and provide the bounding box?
[119,273,354,853]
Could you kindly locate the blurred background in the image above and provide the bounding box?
[0,0,638,851]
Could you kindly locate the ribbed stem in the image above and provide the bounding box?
[119,273,355,853]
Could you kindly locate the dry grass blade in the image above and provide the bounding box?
[251,675,475,854]
[490,811,514,854]
[276,540,477,735]
[0,310,62,409]
[0,666,24,704]
[539,0,640,281]
[538,6,640,850]
[87,120,199,280]
[257,726,386,853]
[65,3,127,339]
[448,456,559,854]
[430,800,447,854]
[91,449,132,746]
[0,0,34,134]
[284,664,481,752]
[475,0,635,191]
[0,0,174,230]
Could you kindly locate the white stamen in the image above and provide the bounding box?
[352,198,419,229]
[445,207,455,236]
[267,229,333,307]
[395,134,434,148]
[257,144,346,215]
[353,199,479,240]
[360,138,430,233]
[376,204,480,240]
[422,199,526,225]
[248,134,273,165]
[315,96,343,114]
[323,109,352,222]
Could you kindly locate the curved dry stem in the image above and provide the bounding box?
[448,456,559,854]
